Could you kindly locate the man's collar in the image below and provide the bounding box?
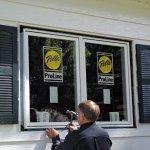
[80,122,95,129]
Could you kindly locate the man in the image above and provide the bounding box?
[46,100,112,150]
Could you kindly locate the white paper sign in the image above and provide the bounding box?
[36,111,49,122]
[103,89,111,104]
[50,86,58,103]
[109,112,120,121]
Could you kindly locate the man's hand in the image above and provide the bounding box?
[66,123,78,132]
[45,128,59,139]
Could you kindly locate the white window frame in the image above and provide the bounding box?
[21,28,133,129]
[80,37,133,127]
[22,29,81,129]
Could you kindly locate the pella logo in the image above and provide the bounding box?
[99,55,112,74]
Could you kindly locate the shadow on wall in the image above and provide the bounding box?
[33,132,51,150]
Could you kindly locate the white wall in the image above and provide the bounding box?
[0,0,150,40]
[0,0,150,149]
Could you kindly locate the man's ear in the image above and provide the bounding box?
[81,113,86,122]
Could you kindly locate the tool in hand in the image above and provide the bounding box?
[66,110,78,131]
[66,110,77,124]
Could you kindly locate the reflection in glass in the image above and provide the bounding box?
[28,36,76,123]
[85,42,127,122]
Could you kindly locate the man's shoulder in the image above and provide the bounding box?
[79,124,109,137]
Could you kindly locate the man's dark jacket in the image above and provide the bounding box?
[51,122,112,150]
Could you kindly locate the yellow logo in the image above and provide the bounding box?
[99,55,112,73]
[45,50,61,70]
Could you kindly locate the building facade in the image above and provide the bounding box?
[0,0,150,149]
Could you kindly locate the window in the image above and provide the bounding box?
[81,38,133,127]
[21,29,80,129]
[21,28,133,129]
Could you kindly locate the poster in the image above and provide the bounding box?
[43,46,63,82]
[97,52,114,85]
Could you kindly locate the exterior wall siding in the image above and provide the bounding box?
[0,0,150,149]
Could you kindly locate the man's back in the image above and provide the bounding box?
[73,122,112,150]
[74,136,111,150]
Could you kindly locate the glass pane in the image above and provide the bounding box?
[85,42,127,122]
[29,35,76,123]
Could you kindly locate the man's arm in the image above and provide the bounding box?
[51,135,61,150]
[46,128,60,150]
[45,126,78,150]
